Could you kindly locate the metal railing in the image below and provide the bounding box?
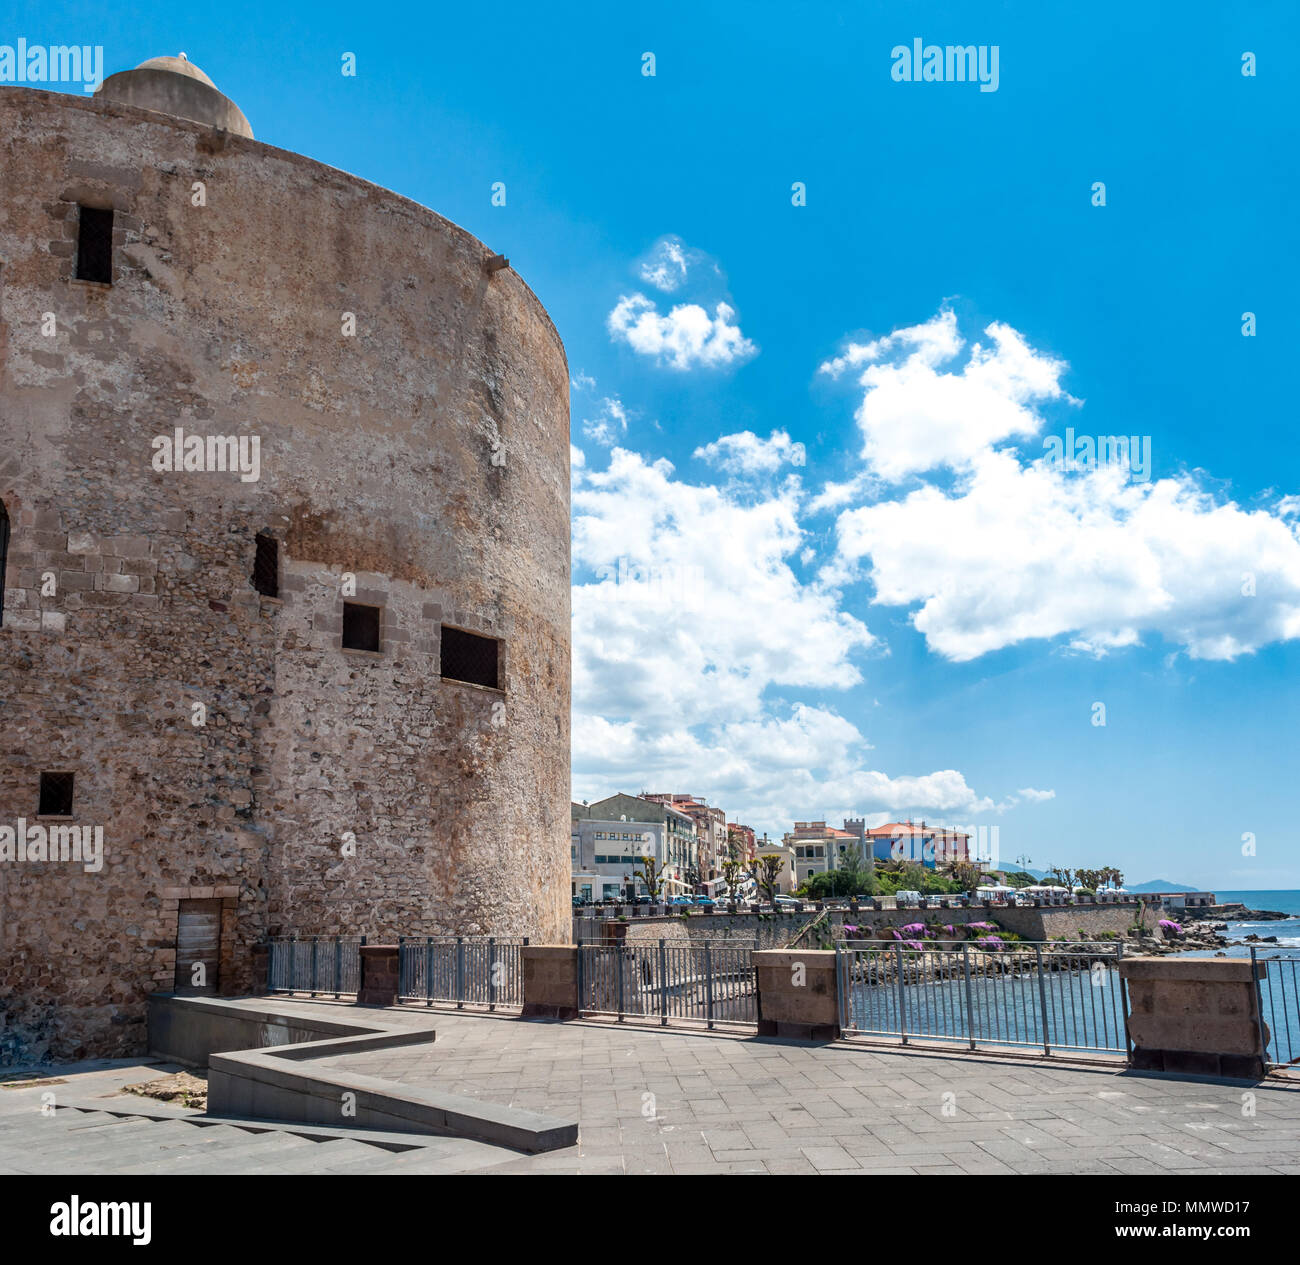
[397,937,528,1010]
[577,938,758,1027]
[1252,949,1300,1069]
[837,941,1129,1056]
[266,935,365,998]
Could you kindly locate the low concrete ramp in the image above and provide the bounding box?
[148,994,578,1153]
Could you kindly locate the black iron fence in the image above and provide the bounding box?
[577,938,758,1027]
[837,941,1129,1056]
[266,935,365,998]
[1253,948,1300,1069]
[397,936,529,1010]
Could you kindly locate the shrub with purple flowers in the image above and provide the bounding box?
[1158,919,1183,938]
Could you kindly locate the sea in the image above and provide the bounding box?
[841,891,1300,1063]
[1187,890,1300,960]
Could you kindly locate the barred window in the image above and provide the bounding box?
[342,602,381,652]
[75,206,114,284]
[39,771,74,816]
[440,625,499,689]
[252,532,278,597]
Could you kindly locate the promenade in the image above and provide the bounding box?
[4,1000,1297,1175]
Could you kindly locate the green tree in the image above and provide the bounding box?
[754,854,785,902]
[948,860,982,892]
[720,842,746,906]
[1045,866,1075,889]
[634,855,670,900]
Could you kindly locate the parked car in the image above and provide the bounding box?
[668,895,693,907]
[773,894,799,907]
[635,894,652,905]
[693,895,716,909]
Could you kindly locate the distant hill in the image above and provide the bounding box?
[987,870,1201,893]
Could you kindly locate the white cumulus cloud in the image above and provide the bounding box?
[608,294,757,370]
[580,395,629,447]
[820,307,1075,480]
[638,237,692,292]
[570,446,1014,836]
[694,428,806,475]
[823,310,1300,662]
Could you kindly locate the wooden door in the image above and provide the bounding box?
[175,899,222,992]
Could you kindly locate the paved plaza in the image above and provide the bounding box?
[4,998,1297,1175]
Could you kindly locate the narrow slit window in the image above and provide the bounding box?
[440,625,499,689]
[39,771,75,817]
[75,206,114,284]
[0,499,9,627]
[252,532,278,597]
[342,602,381,652]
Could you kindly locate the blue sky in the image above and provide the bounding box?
[19,1,1300,888]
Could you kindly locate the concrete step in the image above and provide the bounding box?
[0,1111,153,1139]
[230,1138,393,1175]
[67,1117,249,1151]
[16,1125,224,1172]
[114,1130,319,1174]
[51,1110,130,1130]
[2,1101,530,1175]
[3,1115,170,1160]
[341,1138,528,1174]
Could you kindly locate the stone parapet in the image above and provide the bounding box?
[356,944,400,1007]
[520,945,580,1020]
[753,949,839,1041]
[1119,956,1270,1079]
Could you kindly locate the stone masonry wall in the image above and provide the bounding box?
[0,86,570,1061]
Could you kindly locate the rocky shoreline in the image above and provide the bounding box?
[1095,903,1293,957]
[1213,903,1292,922]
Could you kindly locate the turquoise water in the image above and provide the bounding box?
[1174,891,1300,1065]
[842,893,1300,1066]
[1187,890,1300,960]
[1215,890,1300,917]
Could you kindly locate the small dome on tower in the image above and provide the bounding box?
[132,54,217,88]
[96,53,252,139]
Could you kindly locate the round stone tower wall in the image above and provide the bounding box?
[0,85,571,1061]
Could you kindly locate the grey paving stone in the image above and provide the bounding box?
[8,1001,1300,1176]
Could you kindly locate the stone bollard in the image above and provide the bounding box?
[1119,956,1271,1079]
[356,944,400,1007]
[520,945,581,1020]
[251,942,269,993]
[753,949,840,1041]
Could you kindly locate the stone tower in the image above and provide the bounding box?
[0,57,571,1061]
